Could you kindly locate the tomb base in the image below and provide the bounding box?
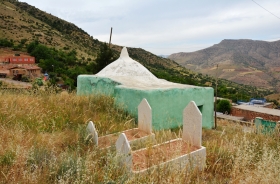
[98,128,155,149]
[131,138,206,174]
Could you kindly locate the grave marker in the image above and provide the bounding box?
[183,101,202,147]
[114,101,206,174]
[138,98,152,134]
[86,121,98,145]
[116,133,132,169]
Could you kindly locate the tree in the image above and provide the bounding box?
[0,38,13,47]
[27,40,39,53]
[31,44,52,62]
[217,99,232,114]
[94,43,117,73]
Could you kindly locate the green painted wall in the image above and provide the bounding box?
[77,75,121,96]
[255,117,277,134]
[77,75,214,130]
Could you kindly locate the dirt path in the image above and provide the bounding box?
[0,78,32,88]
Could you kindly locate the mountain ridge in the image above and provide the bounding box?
[169,39,280,92]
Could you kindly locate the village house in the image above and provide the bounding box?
[0,54,41,79]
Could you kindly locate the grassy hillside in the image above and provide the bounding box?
[1,90,280,183]
[0,0,103,59]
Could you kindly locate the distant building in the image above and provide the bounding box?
[9,65,41,77]
[0,65,41,78]
[0,53,41,79]
[237,98,273,108]
[0,54,35,64]
[231,105,280,122]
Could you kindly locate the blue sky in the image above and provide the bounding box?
[22,0,280,55]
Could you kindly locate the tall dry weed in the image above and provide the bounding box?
[1,90,280,183]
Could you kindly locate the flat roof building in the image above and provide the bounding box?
[231,104,280,122]
[0,54,35,64]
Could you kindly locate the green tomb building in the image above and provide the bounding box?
[77,47,214,130]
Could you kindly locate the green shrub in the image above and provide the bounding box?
[0,150,15,166]
[217,99,232,114]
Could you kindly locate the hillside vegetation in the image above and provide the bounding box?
[0,0,273,101]
[169,39,280,92]
[1,90,280,183]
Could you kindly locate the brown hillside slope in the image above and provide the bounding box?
[0,0,103,60]
[0,0,177,69]
[169,39,280,92]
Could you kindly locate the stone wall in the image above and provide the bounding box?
[231,107,280,122]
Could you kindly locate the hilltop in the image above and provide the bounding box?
[0,0,273,100]
[0,0,177,67]
[169,39,280,92]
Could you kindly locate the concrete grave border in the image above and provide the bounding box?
[116,101,206,174]
[86,98,155,149]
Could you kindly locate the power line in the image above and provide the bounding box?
[251,0,280,20]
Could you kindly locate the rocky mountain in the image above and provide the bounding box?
[169,39,280,92]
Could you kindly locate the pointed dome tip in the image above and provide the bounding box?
[120,47,129,58]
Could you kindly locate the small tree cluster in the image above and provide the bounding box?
[94,43,117,73]
[217,99,232,114]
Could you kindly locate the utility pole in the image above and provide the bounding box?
[214,64,218,129]
[109,27,113,48]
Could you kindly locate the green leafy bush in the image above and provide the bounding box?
[217,99,232,114]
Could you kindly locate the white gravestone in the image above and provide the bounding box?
[86,121,98,145]
[138,98,152,134]
[116,133,132,169]
[183,101,202,147]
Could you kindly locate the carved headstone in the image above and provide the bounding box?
[86,121,98,145]
[116,133,132,169]
[183,101,202,147]
[138,98,152,134]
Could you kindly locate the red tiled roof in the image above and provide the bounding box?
[0,64,41,70]
[21,65,41,70]
[0,54,33,58]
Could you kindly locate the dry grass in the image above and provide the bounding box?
[1,90,280,183]
[266,93,280,104]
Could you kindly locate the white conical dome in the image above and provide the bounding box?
[96,47,158,80]
[95,47,193,89]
